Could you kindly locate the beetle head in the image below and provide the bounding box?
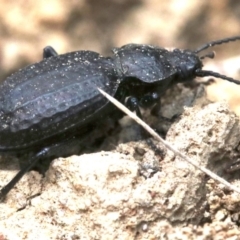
[170,49,203,82]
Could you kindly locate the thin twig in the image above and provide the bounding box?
[98,88,240,194]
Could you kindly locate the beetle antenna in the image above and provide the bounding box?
[195,70,240,85]
[195,36,240,53]
[200,51,215,59]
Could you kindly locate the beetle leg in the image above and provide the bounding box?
[139,164,161,179]
[125,97,142,119]
[139,92,160,109]
[226,158,240,172]
[138,92,169,119]
[43,46,58,59]
[0,132,105,201]
[0,138,75,202]
[0,147,50,201]
[125,97,154,140]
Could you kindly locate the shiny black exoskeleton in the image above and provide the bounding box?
[1,36,240,199]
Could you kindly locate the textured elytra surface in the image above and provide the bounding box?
[0,51,119,150]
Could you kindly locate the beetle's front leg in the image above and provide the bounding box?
[125,97,143,119]
[138,92,167,119]
[139,92,160,109]
[226,159,240,173]
[125,94,163,178]
[43,46,58,59]
[126,92,161,119]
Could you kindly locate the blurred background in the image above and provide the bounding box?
[0,0,240,113]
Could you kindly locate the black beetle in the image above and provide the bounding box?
[1,36,240,200]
